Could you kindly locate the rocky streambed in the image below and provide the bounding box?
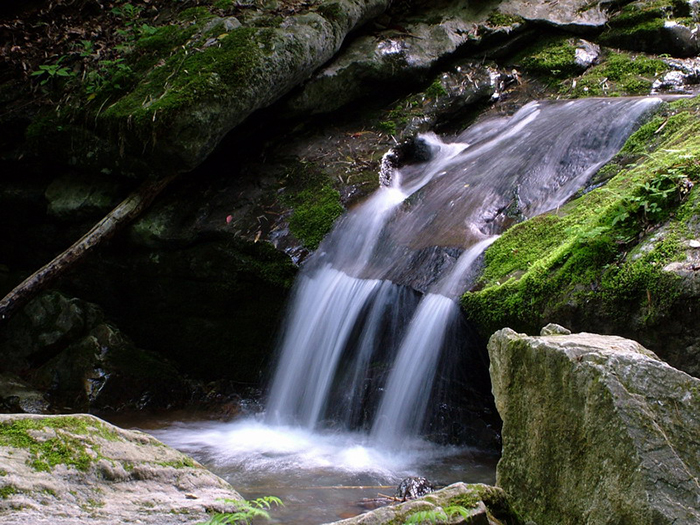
[1,0,700,523]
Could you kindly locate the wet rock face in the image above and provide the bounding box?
[0,414,242,525]
[0,292,190,413]
[488,328,700,525]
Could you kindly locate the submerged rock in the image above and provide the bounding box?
[0,413,242,524]
[324,482,518,525]
[489,328,700,525]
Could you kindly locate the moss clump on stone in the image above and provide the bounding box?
[156,457,196,469]
[486,10,524,27]
[288,186,344,249]
[0,416,120,473]
[0,485,18,499]
[462,99,700,336]
[516,36,580,82]
[598,0,695,55]
[102,25,264,123]
[566,52,668,97]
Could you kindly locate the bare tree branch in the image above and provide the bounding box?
[0,174,177,323]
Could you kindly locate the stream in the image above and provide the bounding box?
[113,97,662,524]
[109,411,497,524]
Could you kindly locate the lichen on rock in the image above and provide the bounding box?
[488,327,700,525]
[0,413,242,525]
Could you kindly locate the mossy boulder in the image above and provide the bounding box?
[489,327,700,525]
[0,413,242,524]
[87,0,391,174]
[323,482,520,525]
[285,0,522,117]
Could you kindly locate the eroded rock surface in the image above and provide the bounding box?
[0,413,241,525]
[489,328,700,525]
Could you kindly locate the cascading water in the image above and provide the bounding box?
[370,236,499,448]
[148,96,662,524]
[266,97,662,446]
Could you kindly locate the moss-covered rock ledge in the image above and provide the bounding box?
[462,97,700,377]
[41,0,392,174]
[0,413,240,524]
[489,327,700,525]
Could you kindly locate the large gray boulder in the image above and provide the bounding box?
[285,0,523,117]
[488,327,700,525]
[499,0,609,30]
[0,413,241,524]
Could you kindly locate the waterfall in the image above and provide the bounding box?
[370,236,499,447]
[265,97,662,446]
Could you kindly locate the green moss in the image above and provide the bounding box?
[462,100,700,336]
[620,111,693,155]
[288,186,344,249]
[566,52,668,97]
[486,10,524,27]
[102,25,267,130]
[317,2,345,24]
[214,0,234,9]
[425,78,448,99]
[516,36,580,82]
[598,0,693,54]
[134,24,192,54]
[0,485,17,499]
[0,416,119,473]
[177,6,214,23]
[377,120,398,135]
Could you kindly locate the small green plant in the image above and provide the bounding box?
[424,78,448,99]
[198,496,283,525]
[84,58,135,99]
[31,59,76,85]
[611,166,696,229]
[378,120,398,135]
[404,504,473,524]
[76,40,95,57]
[110,2,144,22]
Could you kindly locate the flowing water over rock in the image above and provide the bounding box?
[152,97,662,524]
[266,96,661,444]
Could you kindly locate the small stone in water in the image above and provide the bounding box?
[395,476,434,501]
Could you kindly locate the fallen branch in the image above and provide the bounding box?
[0,173,177,323]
